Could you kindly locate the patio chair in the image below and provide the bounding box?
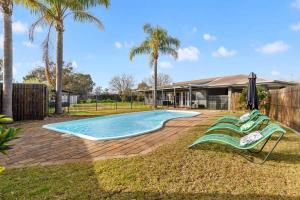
[211,109,261,127]
[189,123,286,164]
[206,115,270,135]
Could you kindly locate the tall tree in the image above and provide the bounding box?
[146,72,173,87]
[17,0,110,114]
[129,24,180,108]
[23,62,95,98]
[0,59,3,82]
[109,74,135,101]
[0,1,13,117]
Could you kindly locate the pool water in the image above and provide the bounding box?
[43,110,200,140]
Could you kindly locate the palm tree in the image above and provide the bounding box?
[129,24,180,108]
[0,0,13,118]
[17,0,110,114]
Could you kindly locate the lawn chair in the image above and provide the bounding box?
[206,115,270,135]
[189,123,286,164]
[211,109,261,127]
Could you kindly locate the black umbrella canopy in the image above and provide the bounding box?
[247,72,259,110]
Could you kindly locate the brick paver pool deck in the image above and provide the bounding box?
[0,110,219,169]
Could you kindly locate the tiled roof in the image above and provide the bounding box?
[160,74,296,89]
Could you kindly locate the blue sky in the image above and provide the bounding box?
[1,0,300,87]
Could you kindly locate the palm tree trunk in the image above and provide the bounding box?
[153,58,158,109]
[2,11,13,118]
[55,28,63,114]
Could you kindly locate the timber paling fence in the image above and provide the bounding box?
[230,86,300,132]
[0,83,48,121]
[268,85,300,132]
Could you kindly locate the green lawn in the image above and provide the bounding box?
[0,112,300,199]
[48,102,154,116]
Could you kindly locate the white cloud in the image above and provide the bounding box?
[212,46,237,57]
[115,41,123,49]
[203,33,216,41]
[291,0,300,9]
[290,22,300,31]
[71,61,78,68]
[192,27,198,33]
[124,41,134,48]
[256,41,289,54]
[22,41,37,48]
[12,21,28,34]
[0,34,3,49]
[35,26,43,33]
[115,41,133,49]
[271,70,280,76]
[159,61,173,69]
[13,62,21,76]
[177,46,200,61]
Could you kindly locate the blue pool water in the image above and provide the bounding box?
[43,110,200,140]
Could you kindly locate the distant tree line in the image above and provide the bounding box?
[23,61,95,100]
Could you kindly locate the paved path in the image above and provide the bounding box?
[0,110,219,169]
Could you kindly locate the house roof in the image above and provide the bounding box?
[139,74,298,91]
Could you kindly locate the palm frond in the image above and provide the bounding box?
[42,22,55,87]
[164,36,180,48]
[143,23,154,35]
[159,47,178,59]
[72,11,104,30]
[29,16,48,42]
[129,40,151,60]
[75,0,110,9]
[16,0,56,20]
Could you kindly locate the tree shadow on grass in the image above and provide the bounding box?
[97,191,300,200]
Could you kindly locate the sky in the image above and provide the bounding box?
[1,0,300,88]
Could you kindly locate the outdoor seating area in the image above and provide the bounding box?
[189,110,286,164]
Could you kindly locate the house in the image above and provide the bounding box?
[139,74,298,110]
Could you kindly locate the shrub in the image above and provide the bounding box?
[239,86,270,110]
[0,115,20,173]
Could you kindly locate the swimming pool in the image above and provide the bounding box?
[43,110,200,140]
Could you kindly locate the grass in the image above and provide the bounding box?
[50,102,153,116]
[0,112,300,199]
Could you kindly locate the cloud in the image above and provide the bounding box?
[115,41,123,49]
[124,41,134,48]
[291,0,300,9]
[290,22,300,31]
[203,33,216,41]
[12,21,28,34]
[0,34,3,49]
[177,46,200,61]
[13,62,22,76]
[256,41,289,54]
[115,41,133,49]
[159,61,173,69]
[271,70,280,76]
[22,41,37,48]
[212,46,237,57]
[71,61,78,68]
[192,27,198,33]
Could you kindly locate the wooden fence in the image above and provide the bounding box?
[268,85,300,132]
[230,86,300,132]
[0,83,48,121]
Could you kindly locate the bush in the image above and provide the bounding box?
[239,86,270,110]
[0,115,20,173]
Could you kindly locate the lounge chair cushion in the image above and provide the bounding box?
[240,120,255,131]
[240,131,263,147]
[239,112,250,122]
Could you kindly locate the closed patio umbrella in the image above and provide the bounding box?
[247,72,259,110]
